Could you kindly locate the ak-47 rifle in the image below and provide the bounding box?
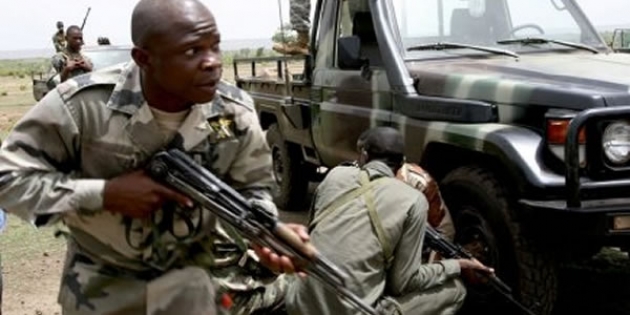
[146,149,381,315]
[425,226,538,315]
[80,7,91,31]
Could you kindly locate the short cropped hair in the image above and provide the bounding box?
[357,126,405,168]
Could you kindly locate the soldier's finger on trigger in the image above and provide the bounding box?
[155,184,193,207]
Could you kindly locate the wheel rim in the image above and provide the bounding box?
[271,145,284,186]
[455,206,502,300]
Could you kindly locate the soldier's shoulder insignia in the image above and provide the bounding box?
[206,113,237,142]
[57,63,125,102]
[216,80,254,111]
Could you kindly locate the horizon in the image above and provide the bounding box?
[1,0,629,60]
[0,37,276,60]
[2,21,628,61]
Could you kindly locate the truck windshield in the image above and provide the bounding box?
[390,0,606,60]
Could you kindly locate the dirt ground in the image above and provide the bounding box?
[1,70,630,315]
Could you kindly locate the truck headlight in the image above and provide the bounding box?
[602,121,630,164]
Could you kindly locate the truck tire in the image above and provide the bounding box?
[266,124,311,211]
[440,166,557,315]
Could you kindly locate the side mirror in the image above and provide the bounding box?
[338,36,367,70]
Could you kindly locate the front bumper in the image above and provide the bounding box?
[519,107,630,245]
[519,198,630,245]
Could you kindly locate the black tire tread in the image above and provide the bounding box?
[266,124,310,211]
[442,166,558,315]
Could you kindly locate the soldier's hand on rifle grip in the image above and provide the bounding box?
[103,170,193,219]
[458,258,495,285]
[252,223,312,278]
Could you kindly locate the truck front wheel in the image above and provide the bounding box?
[266,124,312,211]
[440,166,558,315]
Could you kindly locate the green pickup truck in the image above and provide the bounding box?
[610,28,630,54]
[234,0,630,313]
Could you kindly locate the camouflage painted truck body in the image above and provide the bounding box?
[235,0,630,313]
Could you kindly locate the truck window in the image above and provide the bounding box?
[390,0,606,60]
[335,0,383,68]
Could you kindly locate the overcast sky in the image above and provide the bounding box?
[0,0,628,51]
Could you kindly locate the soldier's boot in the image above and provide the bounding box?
[272,31,310,55]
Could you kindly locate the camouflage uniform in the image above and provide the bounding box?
[273,0,311,55]
[286,161,466,315]
[52,31,65,53]
[51,49,93,81]
[0,61,287,314]
[289,0,311,33]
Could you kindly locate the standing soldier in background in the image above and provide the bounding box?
[52,21,66,53]
[51,25,93,82]
[272,0,311,55]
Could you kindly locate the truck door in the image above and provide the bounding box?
[311,0,393,166]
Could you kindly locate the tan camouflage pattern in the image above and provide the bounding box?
[286,161,464,315]
[52,31,65,53]
[289,0,311,32]
[0,60,282,314]
[51,49,93,80]
[396,163,456,242]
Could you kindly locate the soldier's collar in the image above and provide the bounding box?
[362,161,396,179]
[105,62,147,115]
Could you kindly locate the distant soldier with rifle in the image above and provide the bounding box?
[0,0,309,313]
[52,21,66,53]
[51,9,93,82]
[286,127,494,315]
[51,25,93,82]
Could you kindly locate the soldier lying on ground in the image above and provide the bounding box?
[0,0,308,313]
[286,126,494,315]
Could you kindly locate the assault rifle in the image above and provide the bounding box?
[425,226,537,315]
[80,7,91,31]
[146,149,380,315]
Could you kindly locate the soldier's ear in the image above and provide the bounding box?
[360,150,369,163]
[131,47,151,69]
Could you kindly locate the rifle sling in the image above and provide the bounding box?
[310,171,394,267]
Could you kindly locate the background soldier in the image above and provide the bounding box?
[52,21,65,53]
[51,25,93,82]
[273,0,311,55]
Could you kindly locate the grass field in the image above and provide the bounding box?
[0,59,65,315]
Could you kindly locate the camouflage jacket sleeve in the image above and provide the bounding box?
[81,53,94,69]
[387,194,461,295]
[52,34,63,52]
[51,53,65,74]
[224,92,278,216]
[0,89,104,226]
